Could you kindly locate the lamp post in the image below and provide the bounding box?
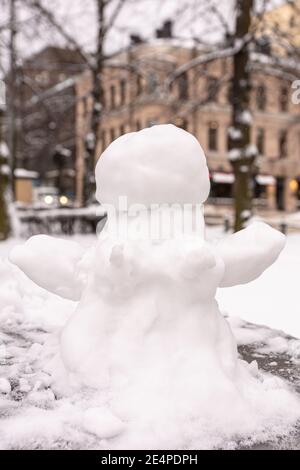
[52,145,71,206]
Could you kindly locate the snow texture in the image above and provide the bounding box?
[8,125,300,449]
[96,124,210,207]
[0,232,300,450]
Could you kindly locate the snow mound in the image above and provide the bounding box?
[96,124,210,207]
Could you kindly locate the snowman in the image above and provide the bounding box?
[10,124,294,448]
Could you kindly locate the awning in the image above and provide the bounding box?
[14,168,39,179]
[211,172,275,185]
[211,172,234,184]
[256,175,276,185]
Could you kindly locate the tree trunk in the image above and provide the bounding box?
[229,0,256,232]
[8,0,17,199]
[0,107,10,240]
[83,0,106,205]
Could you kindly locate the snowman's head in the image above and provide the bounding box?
[95,124,210,208]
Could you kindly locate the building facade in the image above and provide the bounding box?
[74,39,300,212]
[15,39,300,212]
[16,47,86,205]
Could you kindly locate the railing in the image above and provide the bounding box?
[17,206,106,237]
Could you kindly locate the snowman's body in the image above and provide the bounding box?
[60,227,237,384]
[11,125,298,448]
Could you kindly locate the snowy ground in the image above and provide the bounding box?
[0,229,300,449]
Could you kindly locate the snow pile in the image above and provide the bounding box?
[8,125,300,449]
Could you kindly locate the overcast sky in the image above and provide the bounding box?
[0,0,287,71]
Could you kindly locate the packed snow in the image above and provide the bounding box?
[1,231,300,449]
[1,125,300,449]
[96,124,210,207]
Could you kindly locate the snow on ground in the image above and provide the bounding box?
[0,228,300,449]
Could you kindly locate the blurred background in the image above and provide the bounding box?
[1,0,300,238]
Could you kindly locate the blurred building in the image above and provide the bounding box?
[15,24,300,212]
[16,46,86,207]
[75,26,300,212]
[256,0,300,55]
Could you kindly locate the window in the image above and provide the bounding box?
[174,117,188,130]
[178,72,189,100]
[100,87,106,109]
[82,96,88,116]
[279,86,289,112]
[35,71,49,85]
[110,128,116,143]
[279,130,287,158]
[101,130,106,150]
[207,77,219,102]
[256,128,265,155]
[256,85,267,111]
[136,74,142,96]
[120,79,126,106]
[227,84,233,104]
[208,121,218,151]
[110,85,116,109]
[148,72,158,94]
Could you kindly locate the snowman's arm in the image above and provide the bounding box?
[9,235,90,301]
[216,222,285,288]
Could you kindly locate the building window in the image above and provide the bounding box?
[148,72,158,94]
[82,96,88,116]
[120,79,126,106]
[136,74,142,96]
[227,84,233,104]
[279,130,287,158]
[178,72,189,100]
[174,117,188,130]
[256,85,266,111]
[119,124,125,136]
[256,127,265,155]
[208,121,218,151]
[207,77,219,102]
[110,85,116,109]
[101,130,106,150]
[279,86,289,112]
[110,128,116,142]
